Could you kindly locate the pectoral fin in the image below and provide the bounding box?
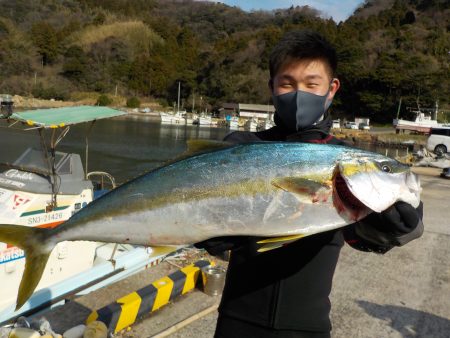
[256,234,305,252]
[271,177,332,203]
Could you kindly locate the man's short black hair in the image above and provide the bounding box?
[269,30,337,79]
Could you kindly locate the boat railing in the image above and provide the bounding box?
[87,171,117,190]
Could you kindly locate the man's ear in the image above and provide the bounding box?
[328,78,340,100]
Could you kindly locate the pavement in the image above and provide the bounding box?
[36,167,450,337]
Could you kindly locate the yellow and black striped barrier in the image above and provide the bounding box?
[86,260,213,333]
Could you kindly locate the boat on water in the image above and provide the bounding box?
[159,111,187,124]
[193,113,212,126]
[0,106,176,322]
[393,110,442,134]
[227,116,239,130]
[257,119,274,131]
[244,118,258,132]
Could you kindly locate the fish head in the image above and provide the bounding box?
[334,152,421,219]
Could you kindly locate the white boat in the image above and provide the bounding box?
[160,82,188,124]
[227,116,239,130]
[193,114,212,126]
[257,119,274,131]
[393,110,442,133]
[159,111,186,124]
[244,118,258,132]
[0,106,176,322]
[184,114,195,125]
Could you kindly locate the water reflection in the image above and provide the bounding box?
[0,116,409,186]
[0,117,229,184]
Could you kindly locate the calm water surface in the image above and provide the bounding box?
[0,116,228,184]
[0,116,407,185]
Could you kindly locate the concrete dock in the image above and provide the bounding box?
[36,167,450,337]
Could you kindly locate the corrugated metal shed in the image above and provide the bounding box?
[221,103,275,119]
[238,103,275,113]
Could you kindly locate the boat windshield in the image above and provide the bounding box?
[6,148,70,175]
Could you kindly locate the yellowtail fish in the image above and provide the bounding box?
[0,141,421,309]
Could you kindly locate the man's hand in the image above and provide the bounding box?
[344,201,424,253]
[355,201,424,247]
[372,201,423,235]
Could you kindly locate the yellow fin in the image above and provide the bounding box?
[257,243,285,252]
[256,234,304,252]
[257,234,305,244]
[185,139,232,155]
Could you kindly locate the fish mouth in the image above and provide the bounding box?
[332,169,371,222]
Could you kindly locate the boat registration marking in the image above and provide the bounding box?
[27,211,64,225]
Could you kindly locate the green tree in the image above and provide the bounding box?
[30,22,59,65]
[96,94,112,106]
[62,46,87,82]
[126,96,141,108]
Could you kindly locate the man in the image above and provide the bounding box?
[196,30,423,338]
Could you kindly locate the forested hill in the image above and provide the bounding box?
[0,0,448,122]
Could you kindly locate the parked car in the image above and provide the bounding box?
[344,122,358,129]
[426,127,450,155]
[332,119,341,129]
[359,123,370,130]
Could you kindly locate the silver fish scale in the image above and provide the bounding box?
[52,143,412,246]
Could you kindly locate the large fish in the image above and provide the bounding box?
[0,141,421,309]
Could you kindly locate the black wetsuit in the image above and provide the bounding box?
[196,123,424,338]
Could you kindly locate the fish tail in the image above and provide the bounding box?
[0,224,54,310]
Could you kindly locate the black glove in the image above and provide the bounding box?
[344,201,424,253]
[354,201,424,248]
[194,236,251,256]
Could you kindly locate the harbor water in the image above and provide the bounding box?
[0,116,228,185]
[0,115,408,185]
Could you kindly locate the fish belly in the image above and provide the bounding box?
[61,190,350,246]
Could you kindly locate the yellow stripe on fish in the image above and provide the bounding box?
[339,161,378,177]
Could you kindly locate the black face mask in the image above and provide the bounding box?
[272,89,332,131]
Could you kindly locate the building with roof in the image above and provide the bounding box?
[220,103,275,121]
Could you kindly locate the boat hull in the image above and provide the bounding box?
[0,188,98,312]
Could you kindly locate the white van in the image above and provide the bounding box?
[344,122,358,129]
[332,119,341,129]
[426,127,450,155]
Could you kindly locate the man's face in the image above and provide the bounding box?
[271,58,340,100]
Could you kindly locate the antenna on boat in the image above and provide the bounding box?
[177,81,181,113]
[416,86,421,112]
[396,97,402,119]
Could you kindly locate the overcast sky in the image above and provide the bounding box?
[209,0,365,22]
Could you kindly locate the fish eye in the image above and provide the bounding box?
[381,164,392,173]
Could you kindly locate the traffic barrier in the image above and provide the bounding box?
[86,260,213,333]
